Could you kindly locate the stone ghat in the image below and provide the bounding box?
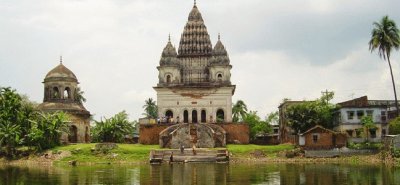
[149,148,229,164]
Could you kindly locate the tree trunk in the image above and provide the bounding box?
[387,55,400,117]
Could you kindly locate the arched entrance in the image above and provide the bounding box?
[165,110,173,123]
[192,110,198,123]
[216,109,225,123]
[201,110,206,123]
[68,125,78,143]
[183,110,189,123]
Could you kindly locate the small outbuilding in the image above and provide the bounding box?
[299,125,347,150]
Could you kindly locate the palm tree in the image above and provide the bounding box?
[369,15,400,116]
[232,100,248,122]
[74,87,86,104]
[143,98,158,119]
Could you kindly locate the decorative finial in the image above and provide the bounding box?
[168,33,171,42]
[194,0,196,6]
[60,55,63,64]
[218,33,221,41]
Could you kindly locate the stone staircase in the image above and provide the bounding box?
[149,149,229,164]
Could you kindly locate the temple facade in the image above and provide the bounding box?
[38,58,91,143]
[154,2,235,124]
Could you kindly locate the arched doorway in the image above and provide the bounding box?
[192,110,198,123]
[165,110,173,123]
[216,109,225,123]
[52,87,59,99]
[68,125,78,143]
[166,75,171,83]
[183,110,189,123]
[64,87,71,99]
[201,110,206,123]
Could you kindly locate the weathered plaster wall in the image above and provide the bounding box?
[60,113,90,143]
[155,87,234,123]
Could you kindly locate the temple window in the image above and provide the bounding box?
[217,73,222,81]
[64,87,71,99]
[52,87,59,99]
[166,75,171,83]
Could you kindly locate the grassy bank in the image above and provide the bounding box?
[2,143,398,166]
[51,144,294,164]
[53,144,160,164]
[226,144,294,158]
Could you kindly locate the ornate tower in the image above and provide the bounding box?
[154,2,235,124]
[38,57,91,143]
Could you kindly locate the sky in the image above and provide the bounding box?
[1,0,400,121]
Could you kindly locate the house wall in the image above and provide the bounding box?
[304,131,333,149]
[334,108,389,140]
[338,108,386,124]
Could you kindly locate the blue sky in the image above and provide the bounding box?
[1,0,400,120]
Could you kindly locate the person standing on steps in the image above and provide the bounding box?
[180,145,185,154]
[192,144,197,155]
[169,152,174,164]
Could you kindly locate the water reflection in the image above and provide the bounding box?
[0,163,399,185]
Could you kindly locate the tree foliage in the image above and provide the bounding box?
[74,87,86,104]
[142,98,157,119]
[243,111,274,140]
[91,111,134,143]
[27,112,69,151]
[286,92,337,134]
[369,15,400,115]
[360,115,376,141]
[389,117,400,135]
[232,100,248,122]
[0,87,69,157]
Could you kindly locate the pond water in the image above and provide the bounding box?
[0,163,399,185]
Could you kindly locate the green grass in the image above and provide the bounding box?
[52,144,160,164]
[226,144,294,157]
[49,143,294,164]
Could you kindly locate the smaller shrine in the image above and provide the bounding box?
[38,57,91,143]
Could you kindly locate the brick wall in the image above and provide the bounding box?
[304,132,333,149]
[139,124,170,144]
[221,123,249,144]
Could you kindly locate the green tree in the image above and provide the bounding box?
[142,98,157,119]
[74,87,86,104]
[286,92,337,133]
[388,116,400,135]
[0,122,23,158]
[27,112,69,151]
[232,100,248,122]
[369,15,400,115]
[360,115,376,142]
[243,111,274,140]
[91,111,134,143]
[0,87,24,157]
